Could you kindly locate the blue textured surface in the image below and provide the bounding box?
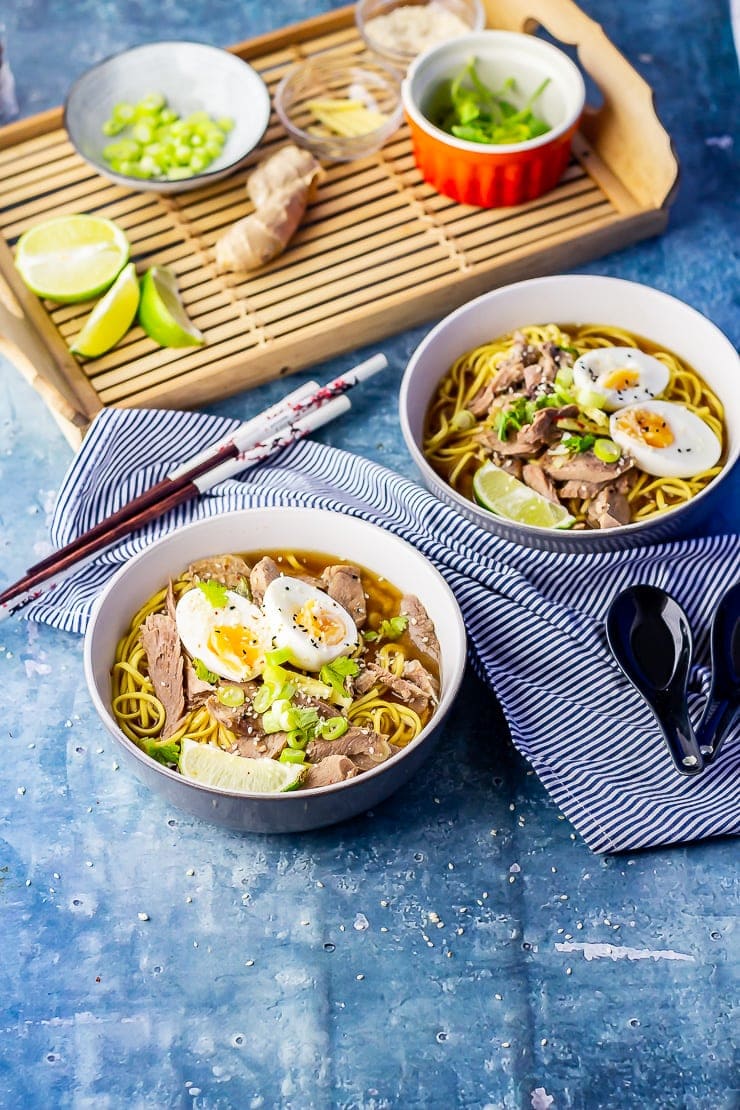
[0,2,738,1108]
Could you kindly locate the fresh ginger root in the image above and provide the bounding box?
[215,144,324,273]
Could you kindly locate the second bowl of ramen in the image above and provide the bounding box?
[399,275,739,550]
[83,507,467,832]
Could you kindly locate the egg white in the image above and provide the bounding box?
[175,587,269,682]
[609,400,722,478]
[573,347,670,411]
[262,576,359,672]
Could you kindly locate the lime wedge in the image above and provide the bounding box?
[179,739,305,793]
[70,262,140,358]
[472,461,576,530]
[138,266,204,348]
[15,214,130,303]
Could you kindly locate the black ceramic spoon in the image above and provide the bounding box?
[605,584,704,775]
[696,580,740,764]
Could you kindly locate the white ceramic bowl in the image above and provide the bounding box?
[84,508,467,832]
[64,41,271,194]
[399,275,740,551]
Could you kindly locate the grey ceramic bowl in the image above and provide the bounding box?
[399,275,740,551]
[83,508,467,833]
[64,40,271,194]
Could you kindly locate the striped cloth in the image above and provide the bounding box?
[24,407,740,853]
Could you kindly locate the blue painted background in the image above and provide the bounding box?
[0,2,737,1107]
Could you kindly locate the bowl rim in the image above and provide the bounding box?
[273,56,405,153]
[355,0,486,67]
[83,506,468,802]
[402,29,586,155]
[399,273,740,543]
[63,39,271,191]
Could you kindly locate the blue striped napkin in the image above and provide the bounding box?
[24,407,740,853]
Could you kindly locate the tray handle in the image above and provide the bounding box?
[0,238,101,440]
[484,0,679,210]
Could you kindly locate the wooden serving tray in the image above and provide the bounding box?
[0,0,678,447]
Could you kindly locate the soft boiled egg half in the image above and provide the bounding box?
[175,587,269,682]
[573,347,670,411]
[609,400,722,478]
[262,576,359,672]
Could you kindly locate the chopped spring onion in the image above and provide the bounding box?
[101,95,233,181]
[593,438,622,464]
[217,685,245,708]
[279,748,306,765]
[320,716,349,741]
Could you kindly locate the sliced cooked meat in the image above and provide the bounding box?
[522,463,561,504]
[250,556,280,603]
[306,727,393,770]
[541,449,634,485]
[321,564,367,629]
[401,595,441,667]
[230,730,289,759]
[586,485,632,529]
[490,360,527,393]
[141,613,185,739]
[558,478,610,500]
[292,691,341,718]
[523,343,562,394]
[206,681,263,737]
[517,404,579,448]
[401,658,439,700]
[165,580,177,622]
[468,380,498,418]
[352,661,432,716]
[188,554,252,590]
[184,656,215,706]
[476,428,533,458]
[303,754,359,789]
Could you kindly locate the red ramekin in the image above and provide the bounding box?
[402,30,586,208]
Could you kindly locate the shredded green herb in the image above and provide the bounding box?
[428,59,551,146]
[363,615,409,643]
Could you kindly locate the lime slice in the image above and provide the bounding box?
[15,214,130,303]
[70,262,140,358]
[179,739,305,793]
[138,266,204,348]
[472,461,576,530]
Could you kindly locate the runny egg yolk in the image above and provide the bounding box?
[297,599,346,647]
[603,368,641,392]
[614,408,675,449]
[208,624,264,671]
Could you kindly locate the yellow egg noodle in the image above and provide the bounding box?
[111,558,431,760]
[423,323,725,527]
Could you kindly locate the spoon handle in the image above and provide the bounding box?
[652,694,704,775]
[696,580,740,764]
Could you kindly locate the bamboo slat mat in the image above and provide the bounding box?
[0,1,679,446]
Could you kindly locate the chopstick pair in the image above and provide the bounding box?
[0,353,388,623]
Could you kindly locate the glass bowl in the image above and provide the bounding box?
[274,54,403,163]
[356,0,485,71]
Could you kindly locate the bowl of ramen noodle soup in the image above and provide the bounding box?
[400,275,739,551]
[84,508,467,832]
